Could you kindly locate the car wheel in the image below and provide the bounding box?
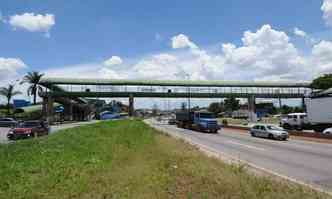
[251,132,255,137]
[268,134,274,140]
[283,124,291,130]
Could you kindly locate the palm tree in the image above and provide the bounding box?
[21,71,44,105]
[0,84,22,115]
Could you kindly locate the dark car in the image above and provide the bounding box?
[0,118,18,128]
[7,121,50,140]
[168,118,177,125]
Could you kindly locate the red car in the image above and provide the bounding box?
[7,121,50,140]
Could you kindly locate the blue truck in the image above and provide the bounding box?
[175,111,220,133]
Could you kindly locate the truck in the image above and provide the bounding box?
[175,111,220,133]
[280,91,332,132]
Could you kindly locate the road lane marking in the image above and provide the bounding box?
[227,141,266,151]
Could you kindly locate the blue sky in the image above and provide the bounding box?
[1,0,332,108]
[0,0,329,69]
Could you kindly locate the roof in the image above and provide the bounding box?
[310,88,332,98]
[317,88,332,96]
[40,77,311,88]
[17,103,61,113]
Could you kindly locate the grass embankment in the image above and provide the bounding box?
[0,120,329,199]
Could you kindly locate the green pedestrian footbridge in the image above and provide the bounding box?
[38,77,312,122]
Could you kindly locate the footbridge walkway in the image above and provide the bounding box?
[39,77,312,122]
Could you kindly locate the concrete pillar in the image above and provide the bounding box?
[129,94,134,117]
[248,95,257,123]
[42,97,48,120]
[64,103,73,121]
[302,97,306,112]
[46,96,54,124]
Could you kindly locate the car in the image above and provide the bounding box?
[323,127,332,135]
[7,121,50,140]
[0,118,18,128]
[168,118,176,125]
[250,124,289,141]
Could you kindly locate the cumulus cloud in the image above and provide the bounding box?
[294,27,307,38]
[0,57,27,79]
[221,24,308,80]
[322,0,332,27]
[42,24,332,84]
[171,34,198,49]
[103,56,123,67]
[131,53,180,80]
[9,13,55,36]
[312,40,332,73]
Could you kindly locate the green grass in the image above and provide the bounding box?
[0,120,329,199]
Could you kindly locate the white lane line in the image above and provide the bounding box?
[227,140,266,151]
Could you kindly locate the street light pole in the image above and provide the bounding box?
[184,73,191,115]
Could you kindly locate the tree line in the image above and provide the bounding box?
[0,71,44,115]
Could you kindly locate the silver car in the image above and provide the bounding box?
[250,124,289,141]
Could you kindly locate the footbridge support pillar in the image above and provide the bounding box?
[64,102,73,121]
[248,95,257,123]
[129,94,134,117]
[42,96,54,124]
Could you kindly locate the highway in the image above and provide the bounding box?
[148,120,332,192]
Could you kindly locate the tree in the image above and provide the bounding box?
[0,84,22,115]
[311,74,332,90]
[21,71,44,105]
[224,97,240,112]
[208,102,224,114]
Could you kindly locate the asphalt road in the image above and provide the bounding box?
[148,120,332,192]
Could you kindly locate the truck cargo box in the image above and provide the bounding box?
[306,97,332,124]
[175,111,193,122]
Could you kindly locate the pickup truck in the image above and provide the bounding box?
[7,121,50,140]
[176,111,220,133]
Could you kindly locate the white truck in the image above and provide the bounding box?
[280,93,332,132]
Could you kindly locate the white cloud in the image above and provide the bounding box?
[312,40,332,73]
[0,57,27,79]
[9,13,55,35]
[41,24,332,87]
[103,56,123,67]
[132,53,179,80]
[171,34,198,49]
[294,27,307,38]
[222,24,308,80]
[322,0,332,27]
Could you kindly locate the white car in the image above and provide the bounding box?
[323,128,332,134]
[250,124,289,141]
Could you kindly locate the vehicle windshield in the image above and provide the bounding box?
[266,125,284,131]
[199,113,215,119]
[20,122,40,128]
